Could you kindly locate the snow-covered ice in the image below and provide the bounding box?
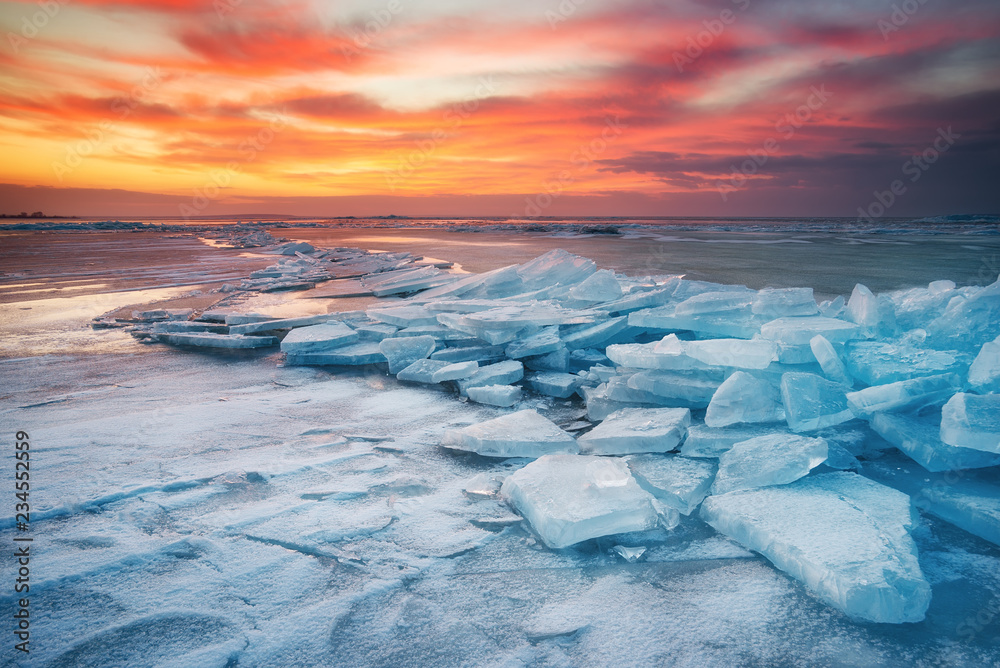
[500,454,668,548]
[441,409,578,457]
[702,472,932,623]
[577,407,691,455]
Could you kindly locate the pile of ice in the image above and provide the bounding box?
[131,246,1000,624]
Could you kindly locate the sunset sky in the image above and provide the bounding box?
[1,0,998,218]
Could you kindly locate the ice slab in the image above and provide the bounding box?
[606,341,708,371]
[379,335,436,374]
[430,360,478,382]
[500,454,665,548]
[505,326,563,359]
[525,347,570,372]
[701,472,932,624]
[429,345,506,363]
[367,305,440,328]
[577,407,691,455]
[569,348,610,372]
[627,370,722,408]
[780,372,854,432]
[456,360,524,394]
[969,334,1000,393]
[760,317,862,346]
[284,341,384,366]
[561,316,630,350]
[845,340,968,386]
[279,322,358,354]
[846,373,961,418]
[926,276,1000,351]
[680,423,788,459]
[705,371,784,428]
[629,305,761,339]
[809,335,852,385]
[870,411,1000,472]
[441,410,579,458]
[752,288,818,317]
[569,269,623,302]
[351,323,398,341]
[396,358,449,384]
[940,393,1000,453]
[524,372,582,399]
[711,433,827,495]
[627,454,716,515]
[466,384,522,407]
[866,459,1000,548]
[156,332,277,349]
[580,383,658,422]
[846,283,897,338]
[674,291,753,316]
[684,339,777,370]
[516,249,596,289]
[229,314,333,335]
[149,321,228,334]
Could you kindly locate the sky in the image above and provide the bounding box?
[1,0,999,218]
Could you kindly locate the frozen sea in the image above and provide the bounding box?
[2,219,999,667]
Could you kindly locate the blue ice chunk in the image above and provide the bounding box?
[627,454,716,515]
[941,393,1000,453]
[780,372,854,432]
[870,411,1000,472]
[711,433,827,495]
[577,407,691,455]
[442,409,578,458]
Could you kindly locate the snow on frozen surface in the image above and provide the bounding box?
[6,238,1000,665]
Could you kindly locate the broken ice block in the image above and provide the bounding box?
[430,345,505,363]
[568,269,623,302]
[379,335,436,373]
[561,316,630,350]
[456,360,524,394]
[846,283,897,338]
[760,317,862,346]
[516,249,596,289]
[674,291,753,316]
[865,458,1000,548]
[396,358,449,384]
[870,412,1000,472]
[926,276,1000,351]
[627,454,716,515]
[680,423,788,459]
[466,384,522,407]
[441,410,579,458]
[524,372,582,399]
[581,383,658,422]
[809,335,852,385]
[628,305,761,339]
[607,341,707,371]
[705,371,784,427]
[684,339,777,370]
[500,454,663,548]
[156,332,278,349]
[627,370,723,408]
[524,347,570,372]
[845,373,961,418]
[229,313,333,335]
[279,321,359,354]
[430,360,479,383]
[353,323,398,341]
[577,407,691,455]
[505,326,563,359]
[752,288,818,317]
[701,472,932,624]
[844,340,967,386]
[711,433,827,495]
[284,341,385,366]
[940,393,1000,453]
[367,305,440,328]
[780,372,854,432]
[969,334,1000,393]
